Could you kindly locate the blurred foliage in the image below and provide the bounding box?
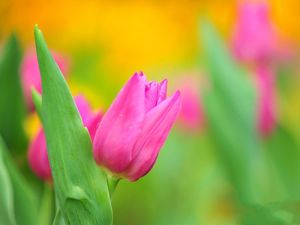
[0,136,16,225]
[200,20,260,203]
[0,34,27,153]
[0,136,38,225]
[0,1,300,225]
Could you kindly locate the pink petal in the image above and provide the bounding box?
[28,95,99,181]
[157,79,168,104]
[74,95,94,124]
[93,72,147,173]
[21,49,69,110]
[178,84,204,130]
[124,91,181,181]
[232,1,277,63]
[145,81,159,111]
[28,129,51,181]
[145,79,168,111]
[86,111,102,141]
[22,51,43,110]
[256,65,276,136]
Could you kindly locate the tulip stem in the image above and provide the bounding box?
[52,196,65,225]
[37,184,53,225]
[107,175,120,197]
[52,209,65,225]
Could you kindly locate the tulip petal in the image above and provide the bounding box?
[256,65,276,136]
[125,91,181,181]
[157,79,168,104]
[74,95,94,124]
[28,129,51,181]
[232,1,277,62]
[21,50,69,110]
[145,81,159,111]
[145,79,168,111]
[86,111,102,141]
[93,73,147,173]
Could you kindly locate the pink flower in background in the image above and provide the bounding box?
[93,73,181,181]
[232,1,277,63]
[28,95,102,181]
[176,77,204,131]
[22,49,69,110]
[256,65,276,136]
[28,129,50,180]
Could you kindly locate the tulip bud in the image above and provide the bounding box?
[28,95,102,180]
[256,65,276,136]
[21,49,69,110]
[232,1,277,63]
[93,72,181,181]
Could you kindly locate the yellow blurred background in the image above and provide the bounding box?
[2,0,300,139]
[1,1,300,225]
[0,0,298,102]
[1,0,299,134]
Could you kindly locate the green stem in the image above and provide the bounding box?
[52,209,65,225]
[37,184,54,225]
[107,175,120,197]
[52,196,65,225]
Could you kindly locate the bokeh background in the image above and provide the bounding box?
[1,0,300,225]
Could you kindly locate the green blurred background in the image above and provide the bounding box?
[1,0,300,225]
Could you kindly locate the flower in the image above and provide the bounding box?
[256,65,276,136]
[232,1,277,63]
[93,72,181,181]
[21,49,69,110]
[28,95,101,181]
[176,75,204,132]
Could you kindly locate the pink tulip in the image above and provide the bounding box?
[28,129,50,180]
[256,65,276,136]
[22,49,69,110]
[176,77,204,131]
[28,95,102,181]
[232,1,277,63]
[93,72,181,181]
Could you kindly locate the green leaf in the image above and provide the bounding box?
[200,21,265,203]
[53,208,65,225]
[34,25,112,225]
[0,34,27,153]
[0,137,17,225]
[1,137,38,225]
[240,204,288,225]
[266,125,300,199]
[37,184,54,225]
[32,88,42,120]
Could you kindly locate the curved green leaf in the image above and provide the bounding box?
[34,26,112,225]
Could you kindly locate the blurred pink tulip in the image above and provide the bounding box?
[256,65,276,136]
[177,78,204,131]
[232,1,277,63]
[93,72,181,181]
[21,49,69,110]
[28,95,102,181]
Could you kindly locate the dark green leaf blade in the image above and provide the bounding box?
[0,34,27,152]
[34,26,112,225]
